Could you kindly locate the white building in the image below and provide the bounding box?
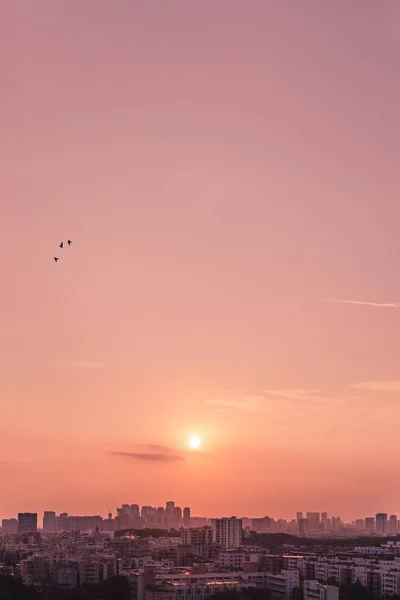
[244,569,300,600]
[304,581,339,600]
[79,560,100,585]
[211,517,242,549]
[217,550,261,569]
[381,570,400,597]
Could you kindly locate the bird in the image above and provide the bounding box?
[53,257,59,263]
[59,242,64,248]
[67,240,72,246]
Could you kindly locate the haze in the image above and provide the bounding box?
[1,0,400,520]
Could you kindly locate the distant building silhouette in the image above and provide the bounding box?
[18,512,38,533]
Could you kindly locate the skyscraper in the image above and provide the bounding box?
[211,516,242,549]
[173,506,182,524]
[376,513,388,535]
[18,513,38,533]
[183,507,191,526]
[43,511,57,533]
[365,517,375,532]
[389,515,398,535]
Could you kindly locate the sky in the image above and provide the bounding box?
[1,0,400,522]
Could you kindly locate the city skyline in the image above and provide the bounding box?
[3,506,400,534]
[2,1,400,519]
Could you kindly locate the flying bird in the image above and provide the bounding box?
[67,240,72,246]
[53,257,59,263]
[59,242,64,248]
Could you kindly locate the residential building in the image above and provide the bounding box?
[18,513,38,533]
[376,513,388,535]
[304,581,339,600]
[211,517,242,549]
[43,511,57,533]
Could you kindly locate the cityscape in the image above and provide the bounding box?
[3,1,400,600]
[2,506,400,538]
[2,505,400,599]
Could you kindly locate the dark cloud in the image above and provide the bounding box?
[111,447,185,462]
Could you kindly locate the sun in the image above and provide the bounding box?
[188,435,202,450]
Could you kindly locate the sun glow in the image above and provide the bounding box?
[188,435,202,450]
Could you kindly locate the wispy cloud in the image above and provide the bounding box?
[262,389,322,403]
[350,381,400,392]
[325,298,400,308]
[111,444,185,462]
[205,396,264,413]
[206,389,325,412]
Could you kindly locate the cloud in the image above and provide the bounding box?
[111,444,185,462]
[262,389,322,403]
[350,381,400,392]
[325,298,400,308]
[206,389,324,412]
[205,396,265,413]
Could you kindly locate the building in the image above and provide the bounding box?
[389,515,398,535]
[245,569,300,599]
[43,511,57,533]
[145,579,255,600]
[18,513,38,533]
[376,513,388,535]
[173,507,182,524]
[79,560,100,585]
[365,517,375,532]
[381,570,400,596]
[217,550,261,570]
[183,507,191,526]
[54,564,79,589]
[20,557,48,587]
[211,517,242,549]
[181,526,212,546]
[304,581,339,600]
[1,518,18,534]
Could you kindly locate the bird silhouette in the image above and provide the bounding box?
[59,242,64,248]
[53,257,59,263]
[67,240,72,246]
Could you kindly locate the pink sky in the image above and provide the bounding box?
[1,0,400,521]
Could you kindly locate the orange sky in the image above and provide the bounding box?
[1,0,400,521]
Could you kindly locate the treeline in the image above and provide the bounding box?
[208,590,271,600]
[0,575,130,600]
[246,532,400,549]
[114,528,181,538]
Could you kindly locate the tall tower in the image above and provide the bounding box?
[18,513,38,534]
[376,513,388,535]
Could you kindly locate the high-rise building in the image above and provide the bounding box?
[376,513,388,535]
[43,511,57,533]
[355,519,365,531]
[365,517,375,532]
[389,515,398,535]
[296,512,303,523]
[173,506,182,524]
[131,505,140,518]
[306,513,320,530]
[211,516,242,549]
[183,507,191,526]
[18,513,38,533]
[182,526,213,546]
[166,501,175,514]
[1,518,18,534]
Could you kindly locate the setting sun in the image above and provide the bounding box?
[188,435,202,450]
